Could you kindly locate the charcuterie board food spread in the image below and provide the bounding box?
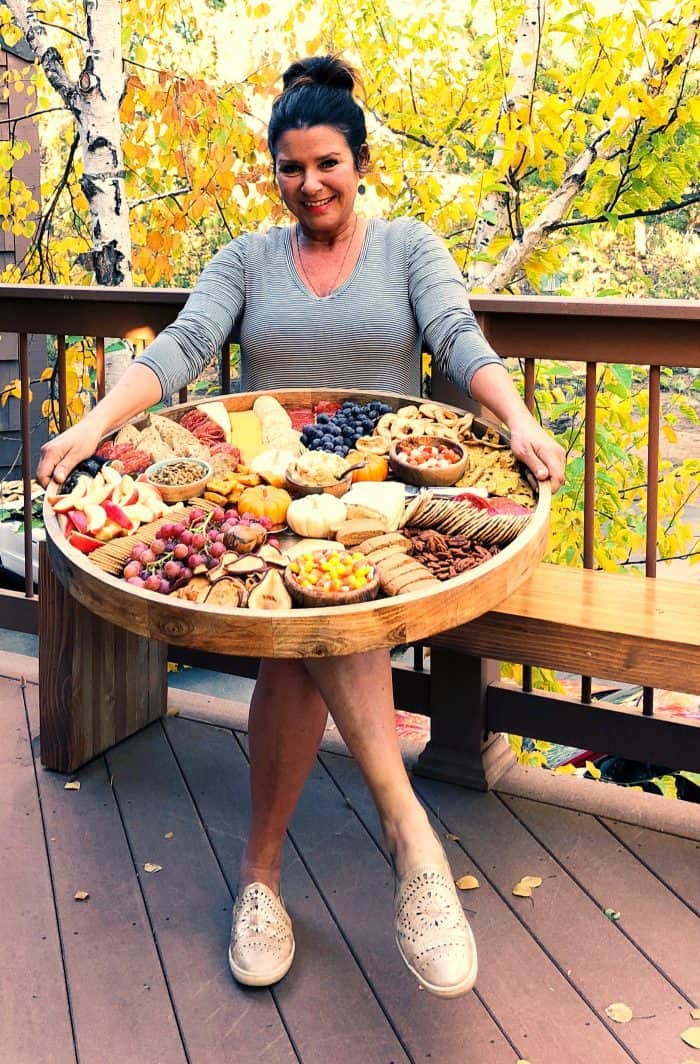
[43,389,550,657]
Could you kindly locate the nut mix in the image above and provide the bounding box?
[148,459,209,487]
[404,528,500,580]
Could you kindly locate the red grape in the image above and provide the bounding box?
[191,531,206,550]
[173,542,189,560]
[163,560,182,581]
[127,576,146,588]
[159,579,171,594]
[151,538,166,556]
[179,530,193,546]
[212,507,225,523]
[188,553,205,569]
[172,522,186,536]
[143,574,161,591]
[123,560,143,580]
[209,541,226,558]
[131,542,146,559]
[140,548,156,565]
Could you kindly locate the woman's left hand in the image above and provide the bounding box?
[507,415,566,493]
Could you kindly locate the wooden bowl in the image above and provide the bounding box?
[389,436,468,487]
[144,458,212,503]
[283,559,380,608]
[285,468,353,498]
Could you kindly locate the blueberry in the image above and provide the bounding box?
[317,413,329,424]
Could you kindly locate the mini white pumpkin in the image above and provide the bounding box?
[286,494,348,539]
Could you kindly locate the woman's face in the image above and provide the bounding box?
[274,125,364,238]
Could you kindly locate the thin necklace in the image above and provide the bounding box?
[294,215,358,297]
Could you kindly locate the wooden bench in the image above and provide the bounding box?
[38,541,700,786]
[415,563,700,789]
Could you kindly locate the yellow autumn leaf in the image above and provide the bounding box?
[39,367,54,381]
[681,1028,700,1050]
[513,875,543,897]
[64,781,81,790]
[455,875,480,891]
[74,890,90,901]
[586,760,602,779]
[445,832,460,842]
[144,863,162,874]
[606,1002,633,1023]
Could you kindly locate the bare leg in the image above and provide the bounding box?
[305,648,444,878]
[239,658,328,894]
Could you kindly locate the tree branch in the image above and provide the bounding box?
[547,191,700,231]
[129,186,192,208]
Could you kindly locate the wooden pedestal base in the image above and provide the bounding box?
[413,646,515,790]
[38,544,168,774]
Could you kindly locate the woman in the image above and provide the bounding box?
[37,56,565,998]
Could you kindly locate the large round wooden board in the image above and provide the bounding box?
[44,388,551,657]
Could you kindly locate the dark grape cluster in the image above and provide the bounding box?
[121,506,273,595]
[300,400,393,456]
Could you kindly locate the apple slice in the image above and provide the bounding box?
[122,502,158,526]
[101,463,123,487]
[52,475,94,513]
[92,519,126,542]
[136,482,166,516]
[84,472,114,505]
[112,474,137,507]
[56,512,76,536]
[83,502,108,534]
[68,530,103,554]
[67,508,89,534]
[103,500,135,531]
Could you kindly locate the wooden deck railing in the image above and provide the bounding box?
[1,284,699,764]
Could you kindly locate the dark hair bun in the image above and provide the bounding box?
[282,55,357,95]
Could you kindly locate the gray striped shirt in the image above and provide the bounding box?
[139,216,502,397]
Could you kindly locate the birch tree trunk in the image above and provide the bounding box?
[467,0,543,290]
[5,0,132,289]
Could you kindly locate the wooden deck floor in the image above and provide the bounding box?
[2,660,700,1064]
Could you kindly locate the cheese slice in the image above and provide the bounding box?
[342,482,406,531]
[199,401,231,443]
[229,410,265,464]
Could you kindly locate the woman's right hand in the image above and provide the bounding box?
[36,420,106,488]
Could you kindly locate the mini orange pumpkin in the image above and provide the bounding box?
[237,485,291,529]
[346,449,389,483]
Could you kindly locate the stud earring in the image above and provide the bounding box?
[357,182,366,195]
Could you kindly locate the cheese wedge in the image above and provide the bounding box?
[342,481,406,532]
[229,410,265,464]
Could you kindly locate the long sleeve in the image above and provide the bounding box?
[405,219,502,395]
[138,235,249,397]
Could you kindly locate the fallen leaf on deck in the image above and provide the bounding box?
[455,875,479,890]
[144,863,162,874]
[512,875,543,897]
[691,1008,700,1020]
[166,706,179,716]
[606,1002,633,1024]
[74,890,89,901]
[445,832,460,841]
[164,832,174,839]
[681,1028,700,1049]
[64,781,80,790]
[603,907,621,922]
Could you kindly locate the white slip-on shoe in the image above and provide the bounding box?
[228,882,295,988]
[393,843,478,998]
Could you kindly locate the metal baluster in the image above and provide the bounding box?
[95,336,105,400]
[57,335,68,432]
[19,334,34,598]
[581,361,597,704]
[643,365,661,717]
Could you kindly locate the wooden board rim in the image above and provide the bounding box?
[43,389,551,658]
